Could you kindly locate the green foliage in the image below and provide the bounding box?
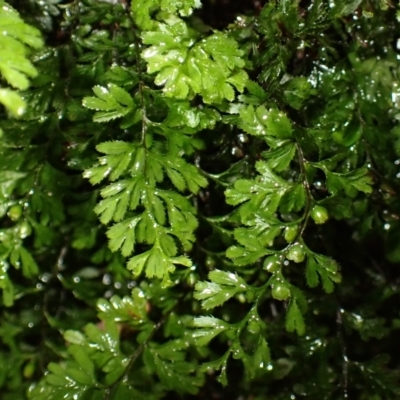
[194,269,249,309]
[0,0,399,399]
[0,1,43,116]
[142,18,247,103]
[132,0,202,30]
[83,85,136,122]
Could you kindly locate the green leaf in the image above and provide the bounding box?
[0,2,43,91]
[107,216,142,257]
[0,262,14,306]
[131,0,157,30]
[286,299,305,336]
[325,167,373,197]
[226,244,269,266]
[68,345,96,384]
[127,243,191,284]
[142,19,247,103]
[96,141,135,155]
[239,105,267,136]
[239,105,293,140]
[238,222,281,248]
[158,190,198,247]
[208,270,247,288]
[160,0,202,17]
[95,191,131,224]
[241,79,268,104]
[194,270,248,309]
[194,281,238,309]
[241,335,271,379]
[164,99,220,129]
[263,141,296,172]
[83,85,135,122]
[0,88,26,117]
[156,153,208,194]
[132,0,201,29]
[18,246,39,278]
[253,337,270,369]
[200,351,230,386]
[0,171,26,198]
[283,77,314,109]
[338,0,363,15]
[64,330,86,345]
[305,253,341,293]
[320,195,353,219]
[8,245,38,278]
[84,139,202,286]
[36,318,128,397]
[84,141,136,185]
[191,316,230,346]
[0,3,43,116]
[146,340,203,394]
[265,109,293,138]
[40,362,90,398]
[226,164,288,210]
[279,183,306,213]
[97,290,148,324]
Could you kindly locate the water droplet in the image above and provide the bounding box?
[127,281,136,289]
[40,273,50,283]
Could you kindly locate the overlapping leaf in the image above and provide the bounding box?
[84,140,206,284]
[82,84,136,122]
[191,316,230,346]
[194,308,270,384]
[97,289,149,325]
[144,339,204,394]
[31,319,127,397]
[225,163,289,211]
[194,270,248,309]
[132,0,202,30]
[325,167,373,197]
[142,18,248,103]
[262,141,296,171]
[239,105,293,143]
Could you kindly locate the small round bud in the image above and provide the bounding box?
[311,205,329,225]
[19,221,32,239]
[247,320,260,334]
[7,205,23,221]
[271,283,290,301]
[284,226,298,243]
[287,243,306,263]
[263,255,281,273]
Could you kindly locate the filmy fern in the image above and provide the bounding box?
[0,0,400,399]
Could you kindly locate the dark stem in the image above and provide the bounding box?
[295,140,313,238]
[336,307,349,399]
[119,0,148,145]
[103,314,168,399]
